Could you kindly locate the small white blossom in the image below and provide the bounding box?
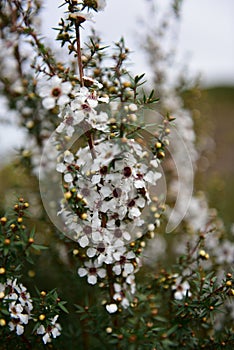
[106,303,118,314]
[78,260,106,285]
[214,240,234,265]
[128,103,138,112]
[37,315,61,344]
[9,321,25,335]
[9,302,29,324]
[112,251,135,276]
[37,75,72,110]
[172,276,191,300]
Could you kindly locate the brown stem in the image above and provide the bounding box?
[106,264,115,300]
[86,130,96,160]
[75,22,84,87]
[30,31,56,75]
[203,284,225,301]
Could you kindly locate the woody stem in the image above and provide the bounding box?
[75,22,84,87]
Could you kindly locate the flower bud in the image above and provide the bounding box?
[155,142,162,149]
[123,81,131,88]
[64,191,72,200]
[106,327,112,334]
[73,249,79,256]
[157,151,165,159]
[0,217,7,225]
[0,319,6,327]
[80,213,88,220]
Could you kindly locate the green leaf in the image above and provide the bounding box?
[58,302,69,314]
[31,244,48,251]
[167,324,178,336]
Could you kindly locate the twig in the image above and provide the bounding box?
[75,22,84,87]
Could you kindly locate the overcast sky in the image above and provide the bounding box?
[41,0,234,86]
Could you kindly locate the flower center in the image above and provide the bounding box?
[84,226,92,235]
[114,229,122,238]
[65,115,74,125]
[123,166,132,178]
[20,292,27,300]
[51,87,61,97]
[81,188,90,197]
[136,173,143,179]
[119,256,126,265]
[89,267,97,274]
[128,199,136,208]
[97,243,105,253]
[113,188,122,198]
[81,103,92,112]
[100,166,108,175]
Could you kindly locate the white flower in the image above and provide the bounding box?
[113,284,130,308]
[112,251,135,276]
[214,240,234,265]
[78,235,90,248]
[37,315,61,344]
[14,283,33,312]
[89,111,109,132]
[9,321,25,335]
[9,302,29,324]
[106,303,118,314]
[68,12,94,24]
[4,279,18,301]
[172,276,191,300]
[78,260,106,285]
[83,76,103,89]
[4,279,33,312]
[128,103,138,112]
[127,197,145,220]
[37,75,72,110]
[148,223,155,232]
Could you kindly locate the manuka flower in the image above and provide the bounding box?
[78,260,106,284]
[36,315,61,344]
[8,301,29,335]
[172,275,191,300]
[106,303,118,314]
[37,75,72,110]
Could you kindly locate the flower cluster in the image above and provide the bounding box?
[49,79,165,308]
[33,0,169,310]
[1,279,33,336]
[36,315,61,344]
[0,278,62,343]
